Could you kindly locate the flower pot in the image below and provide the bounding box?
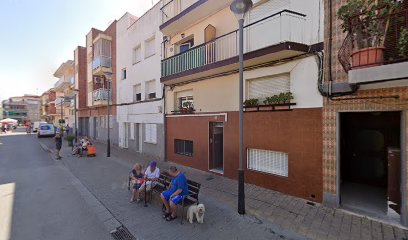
[244,106,258,112]
[351,47,384,69]
[67,140,73,147]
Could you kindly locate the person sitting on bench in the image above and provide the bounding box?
[139,161,160,201]
[161,166,189,222]
[80,137,90,156]
[130,163,144,203]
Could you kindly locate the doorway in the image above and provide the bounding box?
[340,111,401,222]
[209,122,224,173]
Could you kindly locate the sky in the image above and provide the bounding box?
[0,0,160,101]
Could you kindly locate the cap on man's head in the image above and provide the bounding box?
[150,161,157,167]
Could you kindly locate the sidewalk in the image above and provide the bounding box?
[49,139,408,240]
[41,139,300,240]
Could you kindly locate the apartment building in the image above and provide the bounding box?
[77,21,119,144]
[116,6,165,160]
[53,60,75,127]
[160,0,324,202]
[322,0,408,225]
[2,95,41,123]
[40,88,57,123]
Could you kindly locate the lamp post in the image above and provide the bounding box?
[104,72,112,158]
[230,0,253,215]
[74,89,79,143]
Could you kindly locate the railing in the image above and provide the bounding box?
[338,8,408,72]
[161,0,199,24]
[54,76,69,89]
[161,10,306,78]
[92,88,111,102]
[92,56,112,70]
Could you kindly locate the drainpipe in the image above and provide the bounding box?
[162,85,167,162]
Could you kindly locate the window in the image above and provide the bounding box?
[121,68,127,80]
[132,45,142,64]
[175,139,193,157]
[175,90,193,110]
[247,148,288,177]
[145,37,155,58]
[133,84,142,102]
[145,124,157,144]
[145,80,156,99]
[247,74,290,102]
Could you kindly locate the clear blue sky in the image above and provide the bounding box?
[0,0,159,101]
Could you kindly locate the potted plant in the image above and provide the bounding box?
[243,98,259,111]
[182,101,195,114]
[338,0,400,68]
[398,27,408,58]
[64,134,75,147]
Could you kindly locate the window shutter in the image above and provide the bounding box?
[248,74,290,101]
[247,148,288,177]
[249,0,290,23]
[145,37,155,57]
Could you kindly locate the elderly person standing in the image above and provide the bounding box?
[140,161,160,201]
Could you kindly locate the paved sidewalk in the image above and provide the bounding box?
[44,139,408,240]
[40,139,302,240]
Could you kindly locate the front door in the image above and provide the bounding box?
[209,122,224,173]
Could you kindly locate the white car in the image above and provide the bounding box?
[37,124,56,138]
[33,121,47,133]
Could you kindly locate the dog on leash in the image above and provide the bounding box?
[186,203,206,224]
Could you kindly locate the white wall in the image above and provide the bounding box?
[116,6,164,149]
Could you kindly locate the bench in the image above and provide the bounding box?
[127,170,201,223]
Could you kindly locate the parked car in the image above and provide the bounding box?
[37,124,56,138]
[33,121,47,132]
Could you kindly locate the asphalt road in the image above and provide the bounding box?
[0,129,111,240]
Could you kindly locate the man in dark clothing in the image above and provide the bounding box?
[54,132,63,159]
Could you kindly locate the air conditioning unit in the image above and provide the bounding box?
[94,76,102,83]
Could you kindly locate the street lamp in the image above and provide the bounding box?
[73,89,79,143]
[104,72,112,158]
[230,0,253,215]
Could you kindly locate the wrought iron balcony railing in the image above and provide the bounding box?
[339,8,408,72]
[161,10,306,78]
[161,0,199,24]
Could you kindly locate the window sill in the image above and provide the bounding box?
[144,141,157,145]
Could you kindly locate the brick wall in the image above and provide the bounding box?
[322,0,408,199]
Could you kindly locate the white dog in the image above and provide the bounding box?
[186,203,206,224]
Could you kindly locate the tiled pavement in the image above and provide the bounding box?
[41,139,408,240]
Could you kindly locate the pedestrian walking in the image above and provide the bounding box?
[54,132,63,159]
[65,124,70,135]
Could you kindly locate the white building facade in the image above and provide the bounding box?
[116,6,164,160]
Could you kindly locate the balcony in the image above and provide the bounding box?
[161,10,310,84]
[160,0,229,35]
[54,76,70,91]
[92,88,111,106]
[339,8,408,84]
[92,56,112,76]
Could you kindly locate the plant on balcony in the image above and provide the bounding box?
[243,98,259,112]
[398,27,408,58]
[338,0,400,67]
[181,101,195,114]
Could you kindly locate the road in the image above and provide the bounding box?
[0,128,111,240]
